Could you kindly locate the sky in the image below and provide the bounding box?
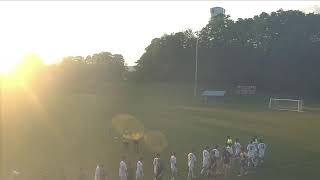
[0,1,320,68]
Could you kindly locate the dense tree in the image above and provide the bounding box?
[27,51,127,94]
[135,30,197,82]
[135,10,320,97]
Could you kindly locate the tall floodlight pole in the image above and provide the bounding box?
[194,36,199,97]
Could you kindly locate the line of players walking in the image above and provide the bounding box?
[111,136,267,180]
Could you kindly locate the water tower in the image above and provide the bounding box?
[210,7,225,19]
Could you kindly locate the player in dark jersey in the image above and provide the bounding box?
[222,145,232,178]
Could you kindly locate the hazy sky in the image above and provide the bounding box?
[0,1,320,67]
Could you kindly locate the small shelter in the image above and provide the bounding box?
[201,90,226,104]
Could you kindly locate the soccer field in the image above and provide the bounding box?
[2,83,320,180]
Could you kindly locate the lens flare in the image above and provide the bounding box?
[111,114,144,140]
[143,130,168,153]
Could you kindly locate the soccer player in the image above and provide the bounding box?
[226,136,233,147]
[252,136,259,149]
[257,139,266,165]
[238,147,248,176]
[211,145,221,174]
[247,141,258,168]
[95,165,100,180]
[207,155,217,180]
[100,165,107,180]
[94,164,105,180]
[225,143,234,170]
[153,153,163,180]
[170,152,177,180]
[201,146,210,175]
[119,156,128,180]
[136,157,144,180]
[153,153,159,179]
[234,138,241,157]
[211,145,220,159]
[222,146,232,178]
[226,144,233,156]
[232,138,242,173]
[187,149,197,180]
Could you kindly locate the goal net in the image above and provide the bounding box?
[268,98,303,112]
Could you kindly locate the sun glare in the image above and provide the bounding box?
[0,55,24,74]
[2,53,51,74]
[0,50,59,75]
[1,53,45,88]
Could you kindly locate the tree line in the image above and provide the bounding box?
[18,52,127,95]
[8,9,320,97]
[134,9,320,97]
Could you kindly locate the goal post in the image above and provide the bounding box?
[269,98,303,112]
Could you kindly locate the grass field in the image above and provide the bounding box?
[2,83,320,180]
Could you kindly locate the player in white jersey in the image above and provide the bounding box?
[232,138,242,173]
[211,145,220,159]
[119,156,128,180]
[201,146,210,175]
[136,157,144,180]
[187,149,197,180]
[170,152,177,180]
[95,164,105,180]
[226,145,234,156]
[153,154,159,177]
[234,138,241,157]
[211,145,221,174]
[257,139,266,165]
[153,153,163,180]
[247,141,258,168]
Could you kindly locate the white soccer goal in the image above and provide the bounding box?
[268,98,303,112]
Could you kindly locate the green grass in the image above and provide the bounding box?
[2,82,320,180]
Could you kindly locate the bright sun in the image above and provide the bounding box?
[0,53,51,75]
[0,53,46,88]
[0,54,24,74]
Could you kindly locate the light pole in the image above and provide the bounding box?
[194,36,199,97]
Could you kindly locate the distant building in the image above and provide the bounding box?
[210,7,225,19]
